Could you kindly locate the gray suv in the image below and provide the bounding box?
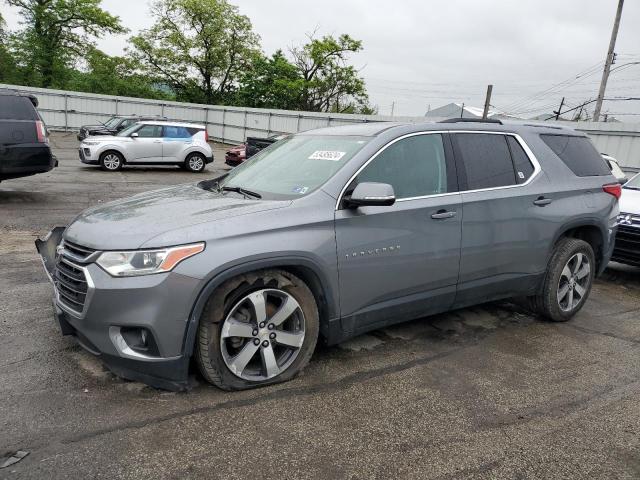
[36,119,620,391]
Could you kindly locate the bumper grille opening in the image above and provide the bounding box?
[612,226,640,267]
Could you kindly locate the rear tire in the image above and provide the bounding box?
[185,153,206,173]
[99,151,124,171]
[196,269,319,390]
[529,237,595,322]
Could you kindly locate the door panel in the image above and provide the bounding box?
[451,132,556,306]
[162,126,194,162]
[127,125,163,162]
[334,132,461,334]
[335,195,462,331]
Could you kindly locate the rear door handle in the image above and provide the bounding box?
[153,140,162,143]
[533,197,552,206]
[431,210,456,220]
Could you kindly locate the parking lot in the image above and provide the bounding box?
[1,132,639,479]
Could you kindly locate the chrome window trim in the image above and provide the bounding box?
[335,130,542,210]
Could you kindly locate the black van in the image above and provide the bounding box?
[0,90,57,183]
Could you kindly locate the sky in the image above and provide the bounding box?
[4,0,640,119]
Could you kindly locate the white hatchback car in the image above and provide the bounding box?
[79,121,213,172]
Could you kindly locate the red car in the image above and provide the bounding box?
[225,144,246,166]
[225,134,288,167]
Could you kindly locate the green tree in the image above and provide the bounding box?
[235,50,303,110]
[0,11,18,83]
[291,33,372,113]
[67,48,174,100]
[7,0,126,88]
[129,0,260,104]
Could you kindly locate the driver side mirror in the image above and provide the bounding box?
[345,182,396,208]
[130,132,139,138]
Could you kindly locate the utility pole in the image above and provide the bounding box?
[391,101,395,116]
[482,84,493,119]
[460,103,465,118]
[594,0,624,121]
[554,97,565,120]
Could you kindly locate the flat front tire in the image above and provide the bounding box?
[196,269,319,390]
[529,237,595,322]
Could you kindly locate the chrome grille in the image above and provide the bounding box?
[63,240,96,261]
[54,257,88,314]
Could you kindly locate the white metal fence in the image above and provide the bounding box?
[2,83,639,169]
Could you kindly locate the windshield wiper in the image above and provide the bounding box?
[221,186,262,199]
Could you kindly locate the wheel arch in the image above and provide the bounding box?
[551,219,608,273]
[99,147,127,163]
[181,257,339,357]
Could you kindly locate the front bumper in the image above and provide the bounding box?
[35,228,201,391]
[79,147,99,165]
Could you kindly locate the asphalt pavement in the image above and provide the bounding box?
[1,133,639,479]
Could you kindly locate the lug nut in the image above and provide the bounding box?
[259,322,266,328]
[268,323,275,330]
[252,329,258,336]
[253,338,260,346]
[269,332,276,339]
[262,340,269,347]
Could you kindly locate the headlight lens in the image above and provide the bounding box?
[97,243,205,277]
[82,141,99,146]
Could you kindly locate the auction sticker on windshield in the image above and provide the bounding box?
[309,151,346,161]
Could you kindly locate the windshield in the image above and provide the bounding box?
[117,123,140,137]
[218,135,369,199]
[103,117,121,128]
[624,173,640,190]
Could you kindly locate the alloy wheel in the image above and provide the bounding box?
[557,252,591,312]
[102,153,121,170]
[188,155,204,172]
[220,288,306,381]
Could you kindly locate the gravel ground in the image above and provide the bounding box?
[1,132,639,479]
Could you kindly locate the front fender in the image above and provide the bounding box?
[181,255,339,357]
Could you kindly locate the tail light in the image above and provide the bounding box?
[35,120,48,144]
[603,183,622,199]
[204,128,210,142]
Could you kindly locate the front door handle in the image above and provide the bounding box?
[533,197,552,206]
[431,210,456,220]
[153,140,162,143]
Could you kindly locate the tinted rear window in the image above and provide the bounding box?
[454,133,516,189]
[0,95,38,120]
[540,134,610,176]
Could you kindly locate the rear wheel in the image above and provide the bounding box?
[185,153,206,173]
[99,151,123,171]
[196,269,319,390]
[529,237,595,322]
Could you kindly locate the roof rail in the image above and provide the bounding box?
[439,118,503,125]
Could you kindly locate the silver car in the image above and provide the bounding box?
[38,120,619,391]
[79,121,213,172]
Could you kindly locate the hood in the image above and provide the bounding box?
[81,135,125,143]
[84,125,115,132]
[64,183,291,249]
[619,187,640,215]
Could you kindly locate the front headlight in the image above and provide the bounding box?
[82,141,100,146]
[96,243,205,277]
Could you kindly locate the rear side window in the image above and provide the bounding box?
[355,134,448,199]
[540,134,610,176]
[0,96,38,120]
[163,126,192,138]
[506,136,535,184]
[454,133,515,189]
